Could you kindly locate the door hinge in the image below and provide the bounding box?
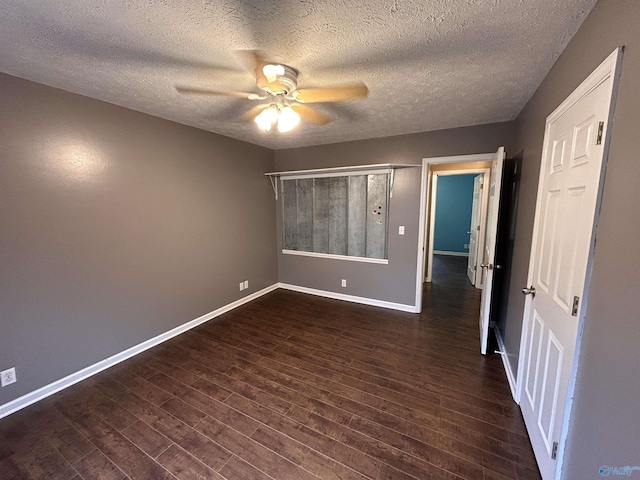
[596,121,605,145]
[572,296,580,316]
[551,441,559,460]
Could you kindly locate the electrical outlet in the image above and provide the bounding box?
[464,244,469,249]
[239,282,245,291]
[244,280,249,289]
[341,279,347,287]
[1,367,16,387]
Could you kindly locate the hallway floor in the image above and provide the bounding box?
[0,256,540,479]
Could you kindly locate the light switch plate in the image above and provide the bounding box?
[399,226,405,235]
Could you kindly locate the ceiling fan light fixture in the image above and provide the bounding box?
[276,105,300,133]
[262,64,285,83]
[255,103,300,133]
[254,105,278,131]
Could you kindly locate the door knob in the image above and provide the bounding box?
[494,264,502,270]
[522,286,536,297]
[480,263,488,268]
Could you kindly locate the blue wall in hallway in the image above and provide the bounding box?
[434,174,476,253]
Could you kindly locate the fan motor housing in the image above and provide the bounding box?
[259,65,299,95]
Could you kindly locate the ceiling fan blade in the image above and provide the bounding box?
[291,104,330,125]
[238,50,271,87]
[295,83,368,103]
[175,86,256,99]
[242,104,269,122]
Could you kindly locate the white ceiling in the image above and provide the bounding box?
[0,0,597,150]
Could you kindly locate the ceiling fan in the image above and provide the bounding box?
[175,51,368,133]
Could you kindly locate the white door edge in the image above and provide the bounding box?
[474,170,491,288]
[426,174,439,283]
[479,147,505,355]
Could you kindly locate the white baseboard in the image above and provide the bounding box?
[494,325,518,402]
[278,283,419,313]
[0,284,279,419]
[433,250,469,257]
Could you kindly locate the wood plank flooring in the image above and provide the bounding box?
[0,255,541,479]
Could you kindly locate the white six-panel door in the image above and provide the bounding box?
[519,49,620,480]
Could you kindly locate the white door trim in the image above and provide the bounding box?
[415,153,496,312]
[515,47,623,478]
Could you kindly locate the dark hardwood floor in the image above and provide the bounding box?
[0,255,540,479]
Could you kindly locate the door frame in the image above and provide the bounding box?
[515,47,622,478]
[426,168,490,284]
[415,153,497,310]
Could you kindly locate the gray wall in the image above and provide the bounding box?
[274,123,514,306]
[501,0,640,477]
[0,73,277,406]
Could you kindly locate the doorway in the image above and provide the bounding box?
[416,148,506,356]
[418,156,493,290]
[428,169,490,287]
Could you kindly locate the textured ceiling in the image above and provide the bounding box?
[0,0,597,150]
